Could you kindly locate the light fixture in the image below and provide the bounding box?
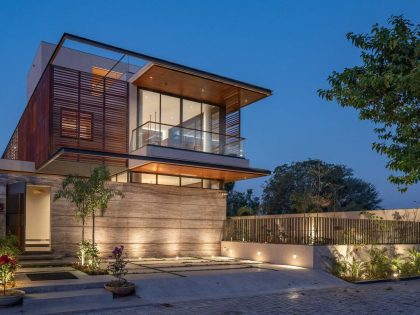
[257,251,261,256]
[138,257,142,260]
[229,249,233,253]
[149,76,153,79]
[293,254,297,259]
[201,88,205,92]
[175,256,179,260]
[393,272,399,278]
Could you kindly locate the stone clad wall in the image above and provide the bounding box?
[0,172,226,258]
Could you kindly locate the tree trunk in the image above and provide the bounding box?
[82,217,85,242]
[92,211,95,245]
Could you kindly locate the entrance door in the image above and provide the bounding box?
[6,182,26,250]
[25,185,51,252]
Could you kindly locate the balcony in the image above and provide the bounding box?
[131,122,244,158]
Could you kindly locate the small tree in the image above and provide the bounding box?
[54,166,123,266]
[54,175,92,244]
[318,16,420,191]
[87,166,124,244]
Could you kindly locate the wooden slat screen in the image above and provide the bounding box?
[52,65,128,167]
[223,216,420,245]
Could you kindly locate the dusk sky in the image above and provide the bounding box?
[0,0,419,209]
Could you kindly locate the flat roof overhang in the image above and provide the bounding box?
[43,33,271,111]
[37,148,270,181]
[130,63,270,110]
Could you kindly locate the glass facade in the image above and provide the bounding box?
[134,89,239,155]
[111,171,223,190]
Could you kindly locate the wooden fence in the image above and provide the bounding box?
[223,216,420,245]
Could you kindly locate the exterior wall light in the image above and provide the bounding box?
[257,251,261,256]
[293,254,297,259]
[229,249,233,253]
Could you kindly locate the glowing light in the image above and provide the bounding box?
[138,257,142,260]
[175,256,179,260]
[229,249,233,253]
[293,254,297,259]
[393,272,399,278]
[257,251,261,256]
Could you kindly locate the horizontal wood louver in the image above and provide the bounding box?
[51,65,129,167]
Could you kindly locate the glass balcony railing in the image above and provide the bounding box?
[131,121,245,158]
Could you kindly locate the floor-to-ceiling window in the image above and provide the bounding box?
[137,89,223,154]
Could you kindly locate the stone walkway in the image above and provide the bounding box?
[80,279,420,315]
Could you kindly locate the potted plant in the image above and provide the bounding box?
[0,254,24,307]
[104,246,135,296]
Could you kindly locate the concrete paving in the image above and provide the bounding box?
[4,257,346,314]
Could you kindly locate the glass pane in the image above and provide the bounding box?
[182,100,202,129]
[116,172,128,183]
[157,175,180,186]
[131,173,156,184]
[161,95,180,126]
[181,177,202,188]
[140,90,160,125]
[203,104,220,153]
[203,179,221,189]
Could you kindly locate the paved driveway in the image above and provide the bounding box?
[81,279,420,315]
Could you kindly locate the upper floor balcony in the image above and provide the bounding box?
[131,121,244,157]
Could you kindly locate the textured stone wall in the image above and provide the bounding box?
[0,172,226,258]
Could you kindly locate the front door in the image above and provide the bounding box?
[6,182,26,250]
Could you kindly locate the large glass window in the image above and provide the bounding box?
[181,177,202,188]
[157,174,180,186]
[136,89,223,154]
[129,171,221,190]
[139,90,160,124]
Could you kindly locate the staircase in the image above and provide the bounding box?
[18,252,74,267]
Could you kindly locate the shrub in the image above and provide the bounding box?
[0,254,18,295]
[366,247,392,279]
[107,246,128,286]
[0,235,20,259]
[403,248,420,275]
[77,241,100,269]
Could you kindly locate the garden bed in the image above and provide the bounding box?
[72,263,108,276]
[351,275,420,284]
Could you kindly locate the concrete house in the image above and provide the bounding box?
[0,34,271,257]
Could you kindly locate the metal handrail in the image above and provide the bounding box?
[131,121,245,157]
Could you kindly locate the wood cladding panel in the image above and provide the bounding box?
[3,67,52,167]
[132,162,266,181]
[132,65,268,110]
[51,65,128,166]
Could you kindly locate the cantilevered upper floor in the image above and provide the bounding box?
[2,34,271,188]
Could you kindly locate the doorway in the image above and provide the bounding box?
[6,183,51,252]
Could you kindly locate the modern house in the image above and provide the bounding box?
[0,34,271,257]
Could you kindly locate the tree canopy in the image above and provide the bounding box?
[225,182,260,216]
[318,15,420,191]
[261,159,381,214]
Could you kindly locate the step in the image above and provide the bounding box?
[19,253,64,261]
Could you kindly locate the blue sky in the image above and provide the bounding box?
[0,0,419,209]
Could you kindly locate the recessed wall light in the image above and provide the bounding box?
[257,251,261,256]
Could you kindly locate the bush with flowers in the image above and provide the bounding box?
[0,254,17,295]
[106,246,130,287]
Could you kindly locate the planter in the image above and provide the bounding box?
[104,281,135,296]
[0,289,25,307]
